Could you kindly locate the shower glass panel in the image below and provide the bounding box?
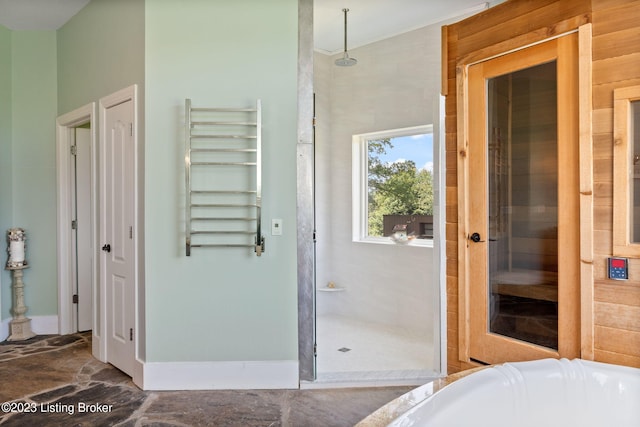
[486,61,559,350]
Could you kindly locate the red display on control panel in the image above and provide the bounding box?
[610,258,626,268]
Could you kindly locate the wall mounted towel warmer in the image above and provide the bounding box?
[185,99,264,256]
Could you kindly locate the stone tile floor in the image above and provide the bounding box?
[0,333,412,426]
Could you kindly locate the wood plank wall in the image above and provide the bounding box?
[591,0,640,367]
[444,0,640,373]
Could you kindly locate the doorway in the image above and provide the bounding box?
[464,34,581,364]
[56,85,141,382]
[72,126,93,332]
[56,103,100,356]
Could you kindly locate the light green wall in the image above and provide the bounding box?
[0,25,12,314]
[57,0,145,114]
[0,0,145,321]
[6,31,58,318]
[42,0,298,364]
[144,0,298,362]
[55,0,143,345]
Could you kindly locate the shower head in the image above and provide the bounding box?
[335,8,357,67]
[335,52,357,67]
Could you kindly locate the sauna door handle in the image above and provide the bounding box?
[469,233,485,243]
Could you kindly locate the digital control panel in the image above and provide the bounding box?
[608,257,628,280]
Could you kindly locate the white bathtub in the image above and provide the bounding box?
[387,358,640,427]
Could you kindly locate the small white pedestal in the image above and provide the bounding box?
[6,266,35,341]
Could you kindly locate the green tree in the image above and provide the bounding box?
[367,138,433,236]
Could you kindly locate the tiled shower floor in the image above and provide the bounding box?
[315,315,438,385]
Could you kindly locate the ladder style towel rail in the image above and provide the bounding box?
[190,135,257,139]
[185,99,193,255]
[190,121,258,126]
[185,98,264,256]
[190,148,257,153]
[191,217,256,221]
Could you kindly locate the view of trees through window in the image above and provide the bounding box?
[367,133,434,238]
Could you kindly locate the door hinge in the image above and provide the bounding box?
[72,294,78,304]
[70,144,77,156]
[129,123,133,136]
[313,342,317,357]
[129,226,133,239]
[71,220,78,230]
[129,328,133,341]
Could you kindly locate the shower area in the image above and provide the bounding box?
[309,11,446,384]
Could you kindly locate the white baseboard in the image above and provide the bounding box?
[1,321,300,392]
[31,315,59,335]
[0,315,59,341]
[141,359,299,390]
[0,318,7,341]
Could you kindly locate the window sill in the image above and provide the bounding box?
[354,237,434,248]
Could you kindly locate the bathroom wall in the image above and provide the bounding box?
[314,21,445,337]
[1,31,58,321]
[143,0,299,367]
[590,0,640,367]
[0,26,12,313]
[445,0,640,373]
[8,0,299,386]
[56,0,145,356]
[57,0,299,380]
[0,0,145,327]
[57,0,145,115]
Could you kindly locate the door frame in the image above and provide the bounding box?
[98,84,143,384]
[456,25,594,364]
[56,103,100,357]
[467,35,578,363]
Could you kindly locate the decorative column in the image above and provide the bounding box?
[5,228,35,341]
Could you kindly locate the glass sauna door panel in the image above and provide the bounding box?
[467,34,580,365]
[487,61,559,350]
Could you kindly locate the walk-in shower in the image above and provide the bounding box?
[311,12,445,386]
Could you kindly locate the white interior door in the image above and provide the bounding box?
[102,99,135,376]
[72,127,93,332]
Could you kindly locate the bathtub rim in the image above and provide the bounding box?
[356,358,640,427]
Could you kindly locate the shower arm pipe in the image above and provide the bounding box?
[342,8,349,55]
[335,8,356,66]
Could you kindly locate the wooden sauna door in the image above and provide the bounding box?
[466,35,580,365]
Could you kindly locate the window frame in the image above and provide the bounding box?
[613,85,640,257]
[352,124,434,247]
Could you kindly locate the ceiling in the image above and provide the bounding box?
[314,0,488,54]
[0,0,90,30]
[0,0,488,53]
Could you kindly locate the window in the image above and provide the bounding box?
[613,85,640,257]
[352,125,434,245]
